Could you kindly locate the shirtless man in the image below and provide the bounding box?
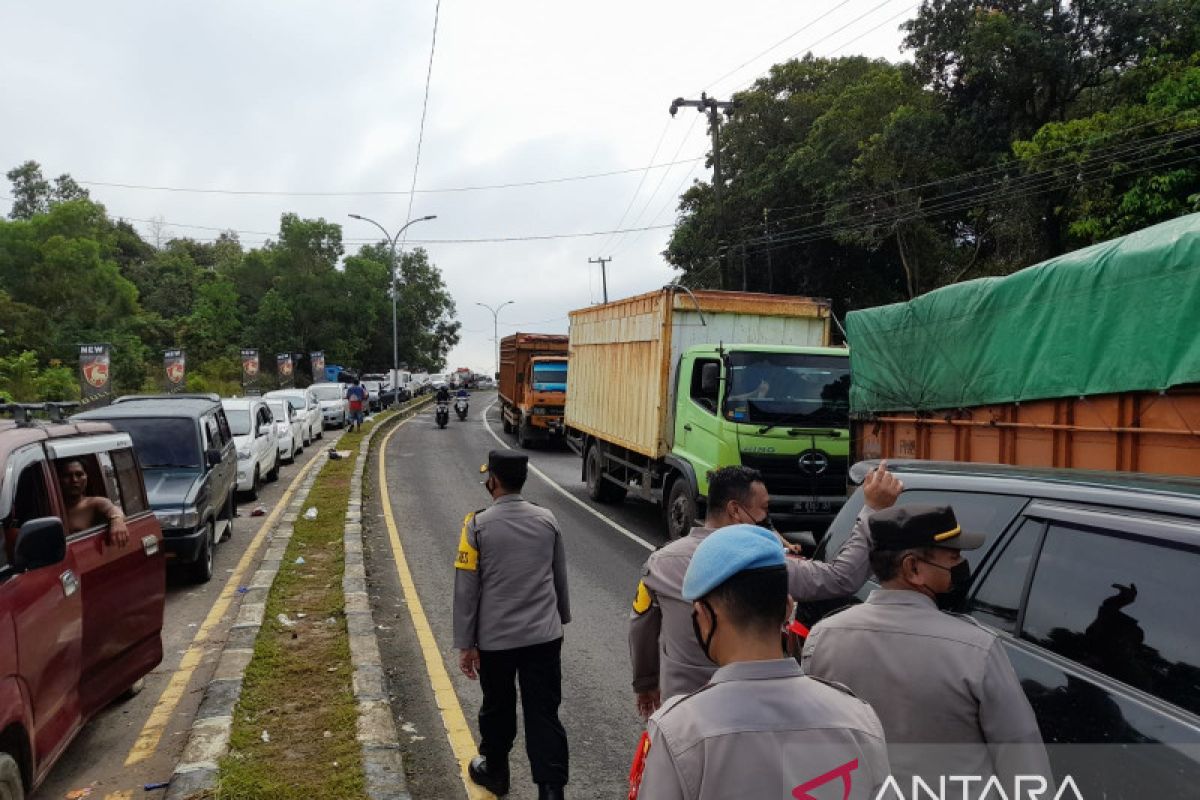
[57,459,129,546]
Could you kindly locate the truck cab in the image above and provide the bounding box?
[669,345,850,538]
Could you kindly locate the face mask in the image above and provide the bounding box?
[738,504,775,531]
[915,556,972,612]
[690,600,718,663]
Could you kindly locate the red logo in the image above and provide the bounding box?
[792,759,858,800]
[166,361,185,385]
[243,357,259,377]
[280,360,293,377]
[83,360,110,389]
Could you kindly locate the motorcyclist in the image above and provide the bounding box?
[436,384,451,404]
[456,386,470,399]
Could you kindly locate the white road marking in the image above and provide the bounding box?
[482,400,655,552]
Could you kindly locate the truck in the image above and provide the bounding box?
[499,333,570,448]
[846,211,1200,476]
[564,286,850,540]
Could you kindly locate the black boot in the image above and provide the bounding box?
[538,785,565,800]
[468,755,510,796]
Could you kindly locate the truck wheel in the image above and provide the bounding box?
[517,418,531,448]
[586,447,626,503]
[503,416,514,434]
[189,521,215,584]
[0,753,23,800]
[666,478,697,540]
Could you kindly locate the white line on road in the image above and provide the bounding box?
[482,400,655,552]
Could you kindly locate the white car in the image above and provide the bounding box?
[265,388,322,444]
[362,380,383,411]
[221,397,280,499]
[309,382,349,429]
[267,398,304,463]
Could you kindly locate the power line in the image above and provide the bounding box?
[597,120,673,254]
[400,0,441,249]
[827,3,918,56]
[611,115,703,257]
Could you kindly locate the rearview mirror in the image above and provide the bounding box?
[701,363,720,394]
[14,517,66,572]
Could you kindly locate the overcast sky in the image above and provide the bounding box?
[2,1,914,373]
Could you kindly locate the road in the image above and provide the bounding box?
[33,426,346,800]
[363,391,670,799]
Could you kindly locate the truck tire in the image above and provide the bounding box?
[503,416,514,434]
[0,753,23,800]
[586,446,627,504]
[517,417,531,448]
[666,477,698,540]
[189,521,215,584]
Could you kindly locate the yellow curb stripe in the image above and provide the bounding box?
[379,415,492,799]
[123,450,328,767]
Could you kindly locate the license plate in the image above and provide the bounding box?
[794,500,833,514]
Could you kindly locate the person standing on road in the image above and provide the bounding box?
[345,378,368,432]
[628,463,902,718]
[632,524,891,800]
[454,450,571,800]
[801,504,1051,789]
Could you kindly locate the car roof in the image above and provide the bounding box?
[74,398,217,419]
[0,420,119,465]
[220,397,264,408]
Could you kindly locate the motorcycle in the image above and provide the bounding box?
[454,396,469,421]
[435,402,450,429]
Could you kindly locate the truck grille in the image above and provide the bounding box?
[739,452,849,498]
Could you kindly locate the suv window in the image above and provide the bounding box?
[1020,523,1200,717]
[215,409,233,444]
[969,518,1044,634]
[111,448,149,515]
[107,417,203,471]
[689,358,719,415]
[5,460,53,567]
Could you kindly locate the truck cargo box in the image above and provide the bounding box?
[565,288,832,459]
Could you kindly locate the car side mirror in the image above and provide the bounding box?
[206,448,223,467]
[701,363,720,394]
[13,517,67,571]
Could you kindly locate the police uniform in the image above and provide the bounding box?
[801,505,1051,789]
[635,525,892,800]
[453,451,571,793]
[629,504,880,703]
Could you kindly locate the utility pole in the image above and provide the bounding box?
[670,92,736,289]
[588,257,612,304]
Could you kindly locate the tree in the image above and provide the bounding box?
[5,160,90,219]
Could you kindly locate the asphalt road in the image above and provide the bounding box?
[33,424,348,800]
[364,391,671,799]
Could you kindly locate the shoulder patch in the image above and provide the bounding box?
[632,580,653,615]
[455,513,478,571]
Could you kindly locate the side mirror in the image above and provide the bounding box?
[206,448,223,467]
[701,363,721,394]
[13,517,66,572]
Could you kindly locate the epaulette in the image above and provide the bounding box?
[654,681,719,720]
[805,674,861,700]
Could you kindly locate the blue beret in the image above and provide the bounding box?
[682,524,786,601]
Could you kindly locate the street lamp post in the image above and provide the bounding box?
[476,300,514,378]
[348,213,437,385]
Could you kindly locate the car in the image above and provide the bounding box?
[309,382,349,429]
[800,460,1200,798]
[221,398,280,499]
[264,388,322,445]
[72,395,238,583]
[362,380,383,413]
[0,404,167,798]
[266,398,303,464]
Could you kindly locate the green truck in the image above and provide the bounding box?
[564,286,850,540]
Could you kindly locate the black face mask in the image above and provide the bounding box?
[690,600,718,663]
[915,556,972,612]
[753,513,776,531]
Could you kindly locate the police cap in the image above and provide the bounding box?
[868,504,985,551]
[481,449,528,486]
[682,524,786,601]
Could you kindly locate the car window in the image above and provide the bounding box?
[111,447,149,515]
[215,409,233,444]
[54,453,109,536]
[106,417,203,470]
[226,409,251,436]
[1021,523,1200,717]
[204,415,222,450]
[5,459,54,568]
[689,358,719,415]
[96,451,123,503]
[969,518,1045,634]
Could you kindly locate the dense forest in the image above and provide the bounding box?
[667,0,1200,311]
[0,163,460,402]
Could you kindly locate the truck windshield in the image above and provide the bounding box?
[105,417,202,470]
[722,352,849,427]
[532,362,568,392]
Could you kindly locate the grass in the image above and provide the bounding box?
[217,411,401,800]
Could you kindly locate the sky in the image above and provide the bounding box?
[1,1,915,374]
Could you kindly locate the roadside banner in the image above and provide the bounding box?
[277,353,295,388]
[241,348,260,390]
[79,343,112,403]
[311,350,325,382]
[164,349,186,392]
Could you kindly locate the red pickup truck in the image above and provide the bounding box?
[0,407,165,798]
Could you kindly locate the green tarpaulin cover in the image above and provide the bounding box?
[846,212,1200,414]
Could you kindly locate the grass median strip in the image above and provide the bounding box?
[218,414,396,799]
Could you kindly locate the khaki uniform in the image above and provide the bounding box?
[638,658,891,800]
[453,494,571,650]
[801,589,1051,787]
[629,505,876,701]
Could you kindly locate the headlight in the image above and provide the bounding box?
[155,508,200,530]
[237,447,251,459]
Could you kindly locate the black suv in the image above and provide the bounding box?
[801,460,1200,797]
[73,396,238,583]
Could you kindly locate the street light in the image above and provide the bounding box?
[347,213,437,385]
[476,300,515,378]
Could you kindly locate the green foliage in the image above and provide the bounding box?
[0,351,80,402]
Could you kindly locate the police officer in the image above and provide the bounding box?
[801,504,1051,790]
[453,450,570,800]
[634,524,891,800]
[628,463,902,717]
